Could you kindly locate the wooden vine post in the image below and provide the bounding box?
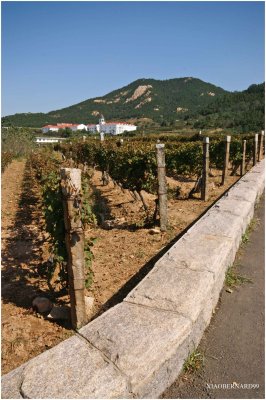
[258,130,264,162]
[201,137,209,201]
[60,168,87,329]
[241,139,246,176]
[156,143,168,232]
[221,135,231,185]
[253,134,258,166]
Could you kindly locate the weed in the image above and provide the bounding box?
[241,217,260,245]
[135,249,146,259]
[168,187,182,200]
[135,220,145,228]
[241,232,249,244]
[166,224,177,241]
[62,330,74,340]
[225,266,253,288]
[249,217,260,231]
[183,350,204,374]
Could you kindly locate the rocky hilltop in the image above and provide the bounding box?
[2,78,264,132]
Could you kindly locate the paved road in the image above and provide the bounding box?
[162,194,265,399]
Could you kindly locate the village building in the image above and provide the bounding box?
[69,124,87,132]
[87,115,137,135]
[41,116,136,135]
[41,123,87,134]
[41,125,60,133]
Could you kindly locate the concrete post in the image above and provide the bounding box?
[156,144,168,232]
[258,131,264,162]
[253,134,258,166]
[241,140,246,176]
[221,136,231,186]
[60,168,87,329]
[201,137,209,201]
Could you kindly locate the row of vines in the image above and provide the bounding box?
[6,132,261,326]
[1,127,35,173]
[55,135,255,198]
[2,151,14,173]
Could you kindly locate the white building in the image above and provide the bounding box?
[41,123,87,134]
[70,124,87,132]
[87,115,137,135]
[41,116,136,136]
[42,125,60,134]
[36,137,67,144]
[87,124,98,133]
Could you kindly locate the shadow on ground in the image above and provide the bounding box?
[1,161,68,325]
[92,173,242,320]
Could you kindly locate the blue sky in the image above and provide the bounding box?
[2,1,265,116]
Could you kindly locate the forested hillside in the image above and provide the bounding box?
[2,78,264,132]
[2,77,227,127]
[187,83,265,132]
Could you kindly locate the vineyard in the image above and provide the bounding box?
[1,127,35,172]
[56,133,254,200]
[1,131,264,372]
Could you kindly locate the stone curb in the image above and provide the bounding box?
[2,160,264,399]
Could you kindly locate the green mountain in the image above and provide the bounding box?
[2,78,264,132]
[2,77,228,127]
[188,83,265,132]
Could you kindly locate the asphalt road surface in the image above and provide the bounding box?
[162,194,265,399]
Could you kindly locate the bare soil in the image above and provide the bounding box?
[2,158,241,374]
[1,160,72,375]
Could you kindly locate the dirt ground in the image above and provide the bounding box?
[1,160,72,375]
[2,158,241,374]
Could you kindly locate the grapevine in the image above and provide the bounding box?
[2,152,15,173]
[54,133,260,225]
[30,148,96,292]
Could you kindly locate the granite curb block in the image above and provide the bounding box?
[2,160,264,399]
